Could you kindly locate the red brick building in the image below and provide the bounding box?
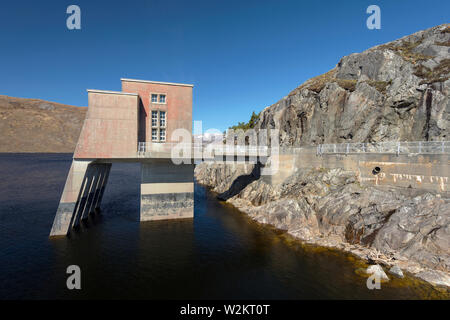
[121,78,193,145]
[73,78,193,159]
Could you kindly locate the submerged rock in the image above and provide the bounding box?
[389,265,405,278]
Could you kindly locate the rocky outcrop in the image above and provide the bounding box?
[195,162,450,288]
[255,24,450,145]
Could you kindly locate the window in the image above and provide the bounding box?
[151,111,158,127]
[151,110,167,142]
[159,111,166,127]
[151,93,166,104]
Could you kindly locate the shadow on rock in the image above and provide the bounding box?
[217,162,262,201]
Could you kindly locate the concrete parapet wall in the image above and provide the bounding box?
[357,154,449,193]
[140,160,194,221]
[268,149,449,194]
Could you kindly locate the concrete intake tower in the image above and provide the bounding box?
[50,78,194,237]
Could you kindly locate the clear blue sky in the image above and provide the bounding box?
[0,0,448,131]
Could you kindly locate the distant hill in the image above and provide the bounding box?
[0,95,86,152]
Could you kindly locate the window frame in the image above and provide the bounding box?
[150,92,167,105]
[159,128,166,142]
[150,109,167,143]
[159,111,166,127]
[151,128,158,141]
[151,110,158,127]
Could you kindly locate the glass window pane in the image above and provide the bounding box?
[160,129,166,141]
[160,111,166,127]
[152,128,157,141]
[151,94,158,103]
[159,94,166,103]
[151,111,158,127]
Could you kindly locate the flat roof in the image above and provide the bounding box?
[120,78,194,87]
[87,89,139,96]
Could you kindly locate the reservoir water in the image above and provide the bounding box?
[0,153,446,299]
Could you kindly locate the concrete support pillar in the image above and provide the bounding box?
[50,160,91,237]
[94,164,111,212]
[50,161,112,237]
[140,160,194,221]
[80,165,100,221]
[73,165,97,227]
[84,165,104,217]
[89,163,111,213]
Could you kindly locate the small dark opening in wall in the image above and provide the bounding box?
[372,167,381,175]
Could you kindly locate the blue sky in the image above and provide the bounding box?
[0,0,448,131]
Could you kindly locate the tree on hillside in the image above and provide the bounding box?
[229,111,260,131]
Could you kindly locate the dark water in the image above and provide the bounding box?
[0,153,447,299]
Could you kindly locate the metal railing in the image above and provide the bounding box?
[137,140,450,157]
[317,141,450,155]
[137,142,269,157]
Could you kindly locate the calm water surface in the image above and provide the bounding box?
[0,153,446,299]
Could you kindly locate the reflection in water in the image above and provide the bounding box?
[0,154,447,299]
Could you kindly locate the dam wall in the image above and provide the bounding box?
[267,147,449,195]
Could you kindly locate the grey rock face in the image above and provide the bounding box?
[416,270,450,287]
[194,163,256,194]
[255,24,450,145]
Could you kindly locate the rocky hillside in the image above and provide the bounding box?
[255,24,450,146]
[0,95,86,152]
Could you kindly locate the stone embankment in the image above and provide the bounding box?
[195,162,450,288]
